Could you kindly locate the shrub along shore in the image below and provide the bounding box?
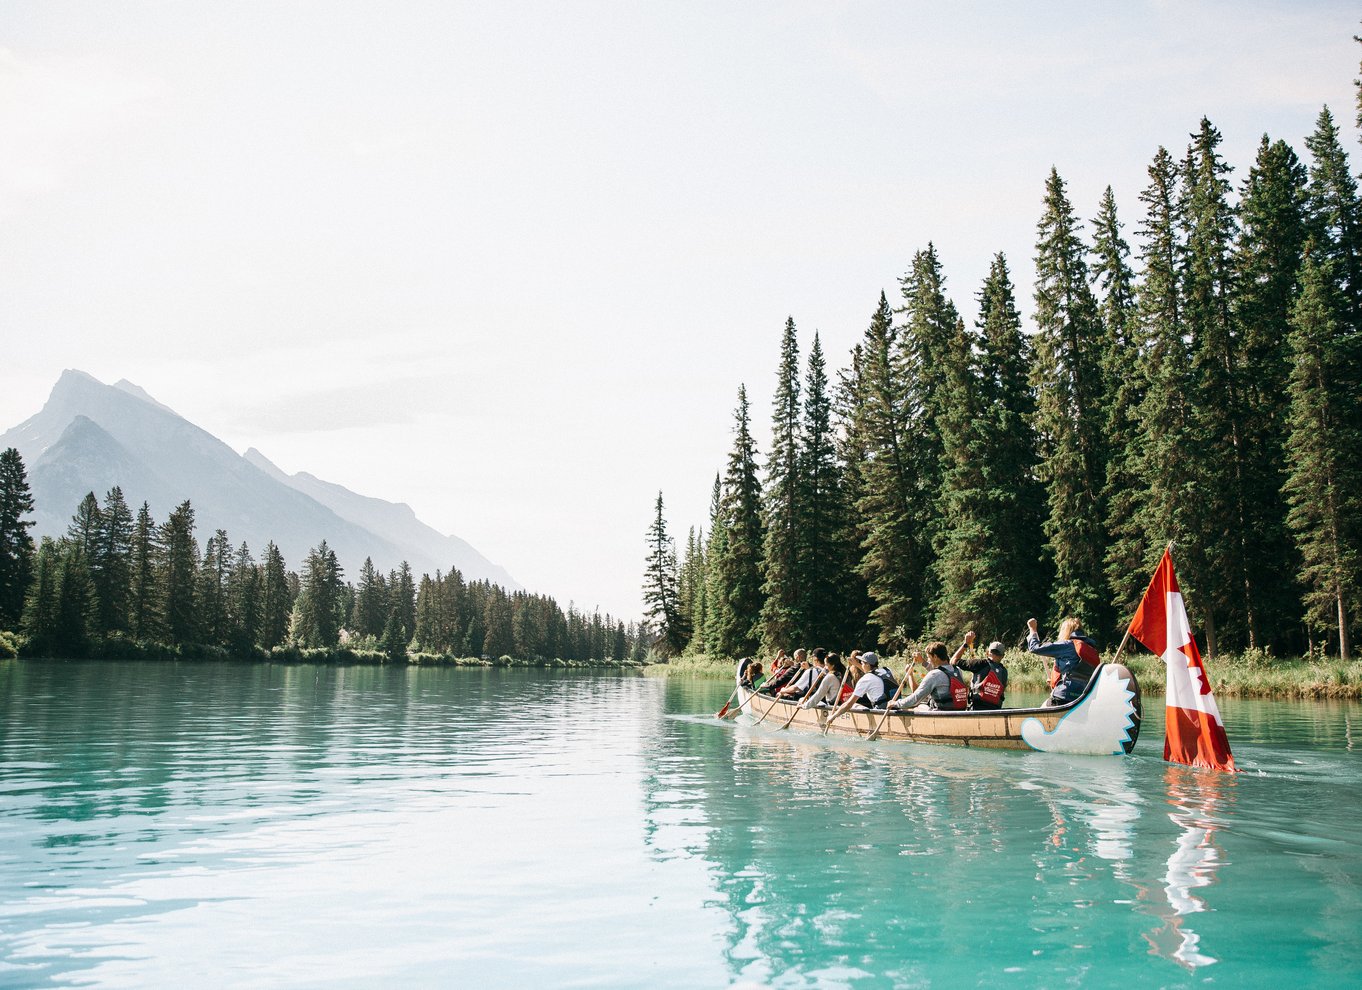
[0,631,644,670]
[646,650,1362,700]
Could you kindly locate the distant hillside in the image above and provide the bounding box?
[0,370,519,587]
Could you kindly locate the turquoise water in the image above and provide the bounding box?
[1,661,1359,988]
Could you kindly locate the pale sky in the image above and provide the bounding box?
[1,1,1357,620]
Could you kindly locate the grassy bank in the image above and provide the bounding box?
[646,650,1362,699]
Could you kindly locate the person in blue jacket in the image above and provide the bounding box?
[1027,616,1101,706]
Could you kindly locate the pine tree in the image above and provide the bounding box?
[258,541,291,650]
[955,254,1047,635]
[1127,147,1204,625]
[928,311,994,637]
[1182,118,1246,655]
[159,501,198,646]
[0,448,36,629]
[1233,135,1310,649]
[381,608,409,663]
[854,291,921,645]
[677,526,703,650]
[700,474,727,653]
[21,537,60,652]
[392,562,416,644]
[1283,254,1362,658]
[832,343,876,646]
[1030,168,1109,628]
[226,542,260,655]
[196,529,232,647]
[759,317,804,649]
[296,540,343,647]
[795,332,852,646]
[482,586,514,658]
[53,540,94,657]
[128,502,161,641]
[643,491,687,655]
[351,557,388,638]
[711,387,765,657]
[93,487,134,638]
[1304,106,1362,329]
[898,245,965,631]
[1091,189,1149,629]
[67,494,101,560]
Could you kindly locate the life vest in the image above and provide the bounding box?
[1057,636,1101,680]
[930,664,969,711]
[874,669,899,707]
[973,663,1006,706]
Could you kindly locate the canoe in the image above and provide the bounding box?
[735,662,1142,757]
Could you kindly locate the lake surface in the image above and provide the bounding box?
[1,660,1359,988]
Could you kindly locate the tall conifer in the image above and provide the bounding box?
[258,541,291,650]
[0,448,36,629]
[128,502,161,641]
[1126,148,1198,615]
[1283,254,1362,657]
[1182,118,1246,654]
[795,332,850,646]
[711,387,765,657]
[759,317,803,649]
[854,291,922,644]
[159,500,198,646]
[1233,136,1310,649]
[1031,168,1109,627]
[643,491,687,655]
[94,487,133,638]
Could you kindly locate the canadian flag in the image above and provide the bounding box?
[1127,548,1237,772]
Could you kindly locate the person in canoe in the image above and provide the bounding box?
[801,653,846,709]
[1027,616,1100,706]
[888,642,969,711]
[952,631,1009,710]
[827,651,896,714]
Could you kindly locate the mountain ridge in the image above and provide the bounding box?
[0,370,519,588]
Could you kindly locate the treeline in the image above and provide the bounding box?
[646,77,1362,661]
[0,454,648,664]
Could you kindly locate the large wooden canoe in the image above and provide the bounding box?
[735,663,1142,757]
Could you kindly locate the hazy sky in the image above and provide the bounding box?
[1,1,1357,620]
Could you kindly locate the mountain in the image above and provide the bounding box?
[0,370,519,588]
[243,448,516,588]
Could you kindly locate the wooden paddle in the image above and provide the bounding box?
[753,668,802,727]
[715,685,741,719]
[869,658,918,740]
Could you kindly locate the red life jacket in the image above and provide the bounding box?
[931,664,969,711]
[975,666,1005,705]
[1072,637,1101,675]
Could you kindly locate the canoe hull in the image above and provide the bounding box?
[735,663,1142,756]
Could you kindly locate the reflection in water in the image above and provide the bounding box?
[1139,766,1232,970]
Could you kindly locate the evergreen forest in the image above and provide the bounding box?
[643,49,1362,664]
[0,452,646,666]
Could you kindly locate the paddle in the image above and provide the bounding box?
[821,666,867,736]
[715,685,740,719]
[753,667,802,727]
[868,657,918,740]
[775,664,830,730]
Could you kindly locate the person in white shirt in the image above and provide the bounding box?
[828,651,896,717]
[801,653,846,708]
